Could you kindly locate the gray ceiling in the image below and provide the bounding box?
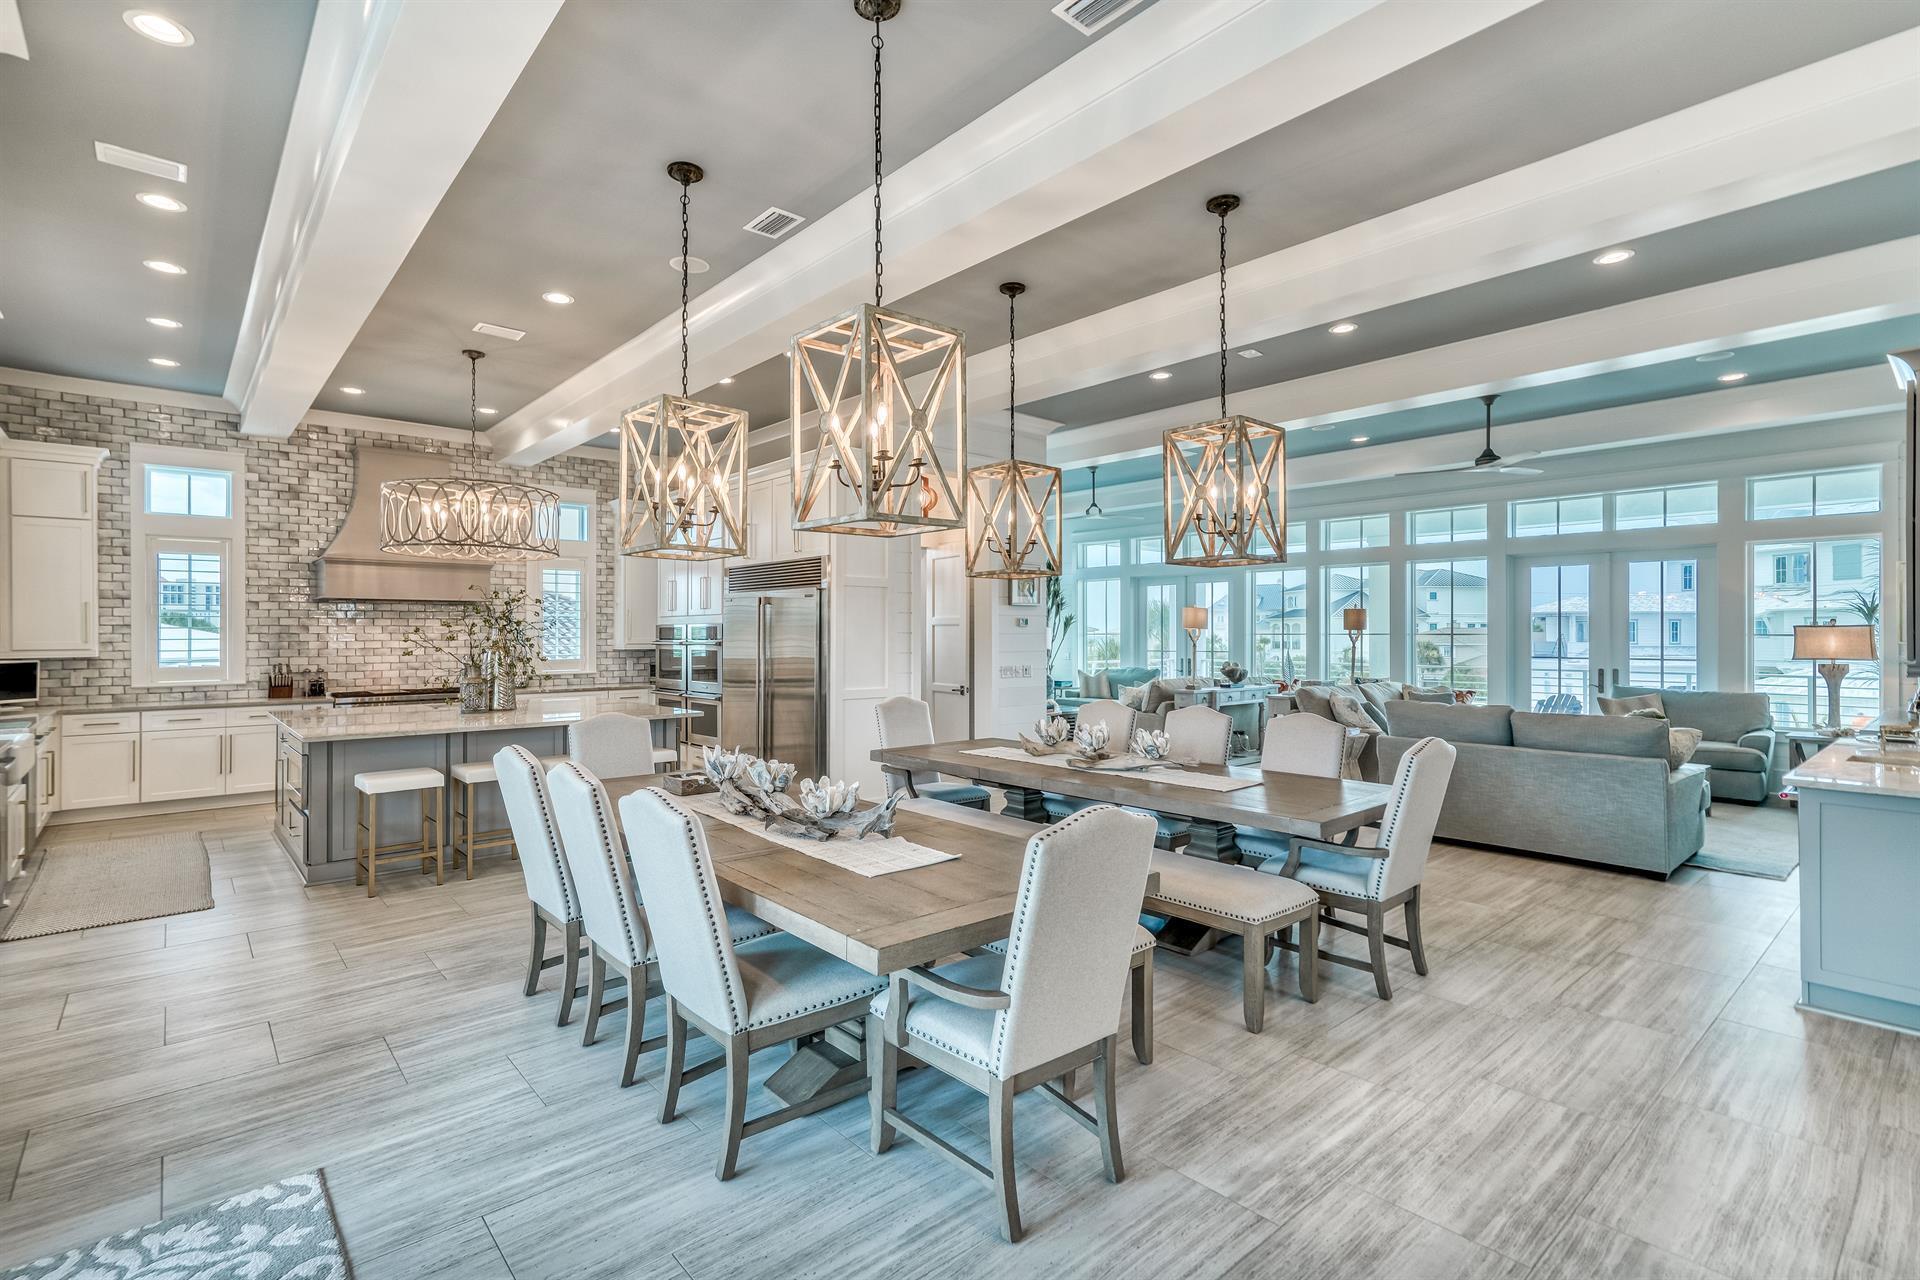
[1062,314,1920,492]
[318,0,1138,428]
[705,0,1920,432]
[0,0,315,392]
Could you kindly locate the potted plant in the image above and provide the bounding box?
[402,586,545,712]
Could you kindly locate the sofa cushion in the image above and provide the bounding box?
[1511,710,1667,759]
[1612,685,1771,743]
[1599,691,1665,717]
[1382,700,1515,745]
[1358,681,1401,715]
[1077,668,1109,699]
[1667,727,1705,770]
[1690,739,1768,773]
[1401,685,1456,703]
[1106,666,1161,695]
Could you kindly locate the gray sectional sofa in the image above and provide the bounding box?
[1607,685,1776,803]
[1376,701,1709,876]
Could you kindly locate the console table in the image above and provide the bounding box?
[1173,683,1278,753]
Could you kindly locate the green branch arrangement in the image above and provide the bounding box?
[401,586,546,689]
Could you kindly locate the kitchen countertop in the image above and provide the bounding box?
[1784,739,1920,799]
[23,682,653,721]
[271,695,694,743]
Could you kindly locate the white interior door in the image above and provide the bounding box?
[924,547,971,741]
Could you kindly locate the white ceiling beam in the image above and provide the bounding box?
[227,0,562,437]
[0,0,27,61]
[492,0,1542,465]
[1013,28,1920,407]
[1045,237,1920,468]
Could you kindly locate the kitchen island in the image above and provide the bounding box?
[270,694,695,884]
[1785,739,1920,1035]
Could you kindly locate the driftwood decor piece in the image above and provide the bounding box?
[701,746,904,841]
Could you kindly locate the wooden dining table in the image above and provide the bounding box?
[870,737,1392,860]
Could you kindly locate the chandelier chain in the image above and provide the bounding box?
[467,349,479,479]
[873,19,884,307]
[679,174,691,399]
[1007,289,1017,458]
[1218,211,1228,420]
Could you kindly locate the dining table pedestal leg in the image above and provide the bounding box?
[764,1023,868,1106]
[996,784,1050,824]
[1181,819,1238,863]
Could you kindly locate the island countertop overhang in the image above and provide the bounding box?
[270,697,698,743]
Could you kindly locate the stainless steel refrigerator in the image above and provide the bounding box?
[721,559,828,778]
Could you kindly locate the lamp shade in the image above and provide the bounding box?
[1342,607,1368,632]
[1181,606,1208,631]
[1793,622,1877,661]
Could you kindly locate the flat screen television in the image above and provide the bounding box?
[0,661,39,705]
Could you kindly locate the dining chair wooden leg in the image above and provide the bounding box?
[557,921,582,1027]
[523,905,547,998]
[988,1079,1023,1244]
[1129,953,1154,1065]
[1366,903,1393,1000]
[1240,928,1266,1033]
[1297,909,1321,1004]
[1094,1034,1124,1184]
[715,1035,750,1181]
[582,944,607,1046]
[619,971,646,1088]
[867,1012,897,1154]
[1405,886,1429,976]
[659,999,686,1125]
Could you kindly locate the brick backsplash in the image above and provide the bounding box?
[0,381,652,707]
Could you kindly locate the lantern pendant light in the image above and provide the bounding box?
[790,0,966,538]
[619,161,748,560]
[380,349,560,561]
[1163,194,1287,567]
[965,282,1061,580]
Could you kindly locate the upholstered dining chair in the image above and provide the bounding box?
[1141,704,1232,850]
[567,712,677,780]
[868,805,1156,1243]
[1233,712,1352,868]
[1042,697,1140,822]
[1260,735,1456,999]
[546,762,775,1089]
[873,696,991,810]
[617,787,888,1181]
[495,745,588,1026]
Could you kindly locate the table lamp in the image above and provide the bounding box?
[1182,605,1208,676]
[1342,606,1368,678]
[1793,617,1876,727]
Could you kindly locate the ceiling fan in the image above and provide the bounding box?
[1401,393,1542,477]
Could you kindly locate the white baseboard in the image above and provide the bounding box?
[47,792,276,826]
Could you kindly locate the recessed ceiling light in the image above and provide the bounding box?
[1237,348,1262,359]
[148,357,179,368]
[1695,351,1736,363]
[1592,248,1635,266]
[477,407,497,416]
[1349,435,1370,443]
[135,191,187,213]
[123,10,194,46]
[718,376,735,385]
[541,291,574,306]
[668,255,710,275]
[145,316,181,329]
[143,259,186,275]
[1148,370,1172,381]
[1717,371,1748,383]
[338,386,365,396]
[1328,321,1358,335]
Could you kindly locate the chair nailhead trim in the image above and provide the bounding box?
[652,790,746,1033]
[555,762,646,969]
[503,746,577,921]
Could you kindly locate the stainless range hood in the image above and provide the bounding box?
[313,446,491,602]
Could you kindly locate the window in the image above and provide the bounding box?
[531,487,595,674]
[1669,618,1683,645]
[1511,495,1604,537]
[1325,564,1389,682]
[1322,513,1390,550]
[1628,619,1639,644]
[1142,582,1180,675]
[1409,504,1488,545]
[1081,580,1122,671]
[1286,523,1308,555]
[1252,569,1307,683]
[1616,483,1717,530]
[1750,466,1881,520]
[1411,559,1487,696]
[133,446,245,685]
[1192,579,1231,678]
[1627,558,1699,691]
[1078,540,1121,569]
[1132,536,1164,565]
[1752,536,1881,727]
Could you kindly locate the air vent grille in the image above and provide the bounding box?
[472,322,526,341]
[726,557,827,593]
[94,141,187,183]
[1051,0,1148,35]
[743,207,806,240]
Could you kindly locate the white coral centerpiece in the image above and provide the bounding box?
[701,745,898,841]
[1073,721,1113,762]
[798,776,859,820]
[1130,728,1170,761]
[1018,714,1072,755]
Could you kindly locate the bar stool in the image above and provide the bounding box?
[448,755,563,879]
[354,767,446,896]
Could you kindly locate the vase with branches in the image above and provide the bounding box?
[402,586,545,712]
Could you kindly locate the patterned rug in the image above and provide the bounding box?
[0,1171,349,1278]
[1686,800,1799,880]
[0,833,213,941]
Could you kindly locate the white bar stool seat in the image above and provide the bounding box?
[352,767,445,896]
[448,756,565,878]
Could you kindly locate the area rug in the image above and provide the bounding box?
[0,833,213,941]
[0,1171,349,1279]
[1686,802,1800,880]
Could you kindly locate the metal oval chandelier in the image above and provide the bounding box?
[380,349,560,562]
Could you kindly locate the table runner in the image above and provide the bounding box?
[960,745,1261,793]
[682,794,959,877]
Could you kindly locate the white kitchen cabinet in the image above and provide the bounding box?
[225,724,277,794]
[35,724,58,833]
[140,727,226,803]
[9,458,93,519]
[60,732,140,809]
[613,552,659,648]
[691,559,722,616]
[0,443,105,660]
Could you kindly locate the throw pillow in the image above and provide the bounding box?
[1626,707,1669,719]
[1292,684,1336,720]
[1401,685,1455,703]
[1116,683,1152,712]
[1077,668,1109,699]
[1328,693,1381,735]
[1667,726,1704,770]
[1599,691,1664,717]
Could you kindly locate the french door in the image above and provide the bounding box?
[1511,549,1713,712]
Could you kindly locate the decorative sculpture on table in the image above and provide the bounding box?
[1218,661,1247,687]
[1072,721,1114,763]
[1018,715,1072,755]
[1130,728,1170,761]
[701,746,902,841]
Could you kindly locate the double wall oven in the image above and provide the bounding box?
[655,622,721,754]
